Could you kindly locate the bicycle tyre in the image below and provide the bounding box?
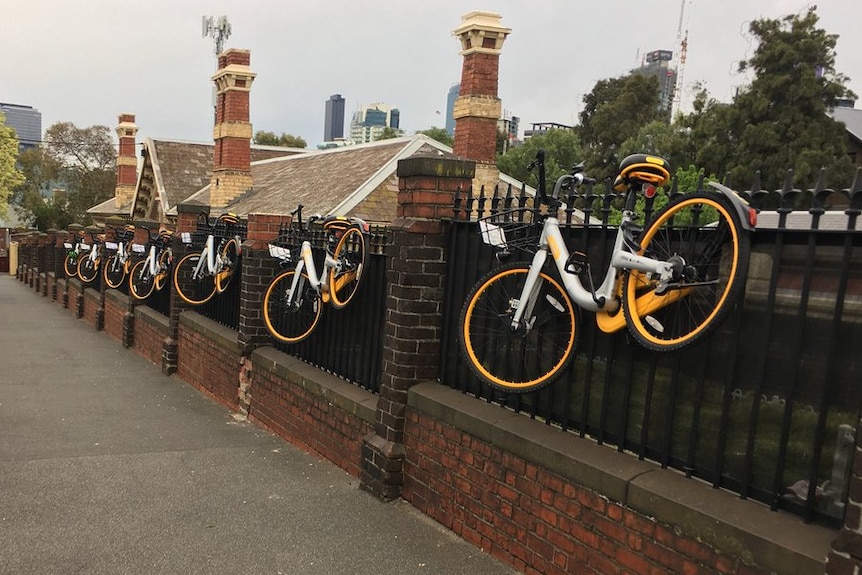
[77,256,99,283]
[460,262,578,393]
[102,254,126,289]
[154,248,172,291]
[129,259,156,300]
[622,190,750,351]
[173,252,217,305]
[328,226,368,309]
[63,254,78,277]
[215,238,239,294]
[263,269,322,343]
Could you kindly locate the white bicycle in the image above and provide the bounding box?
[459,151,755,393]
[129,227,174,300]
[102,223,137,289]
[172,213,242,305]
[76,228,103,284]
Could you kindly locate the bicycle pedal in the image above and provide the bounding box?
[564,251,588,275]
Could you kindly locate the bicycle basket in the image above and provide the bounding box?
[477,208,541,253]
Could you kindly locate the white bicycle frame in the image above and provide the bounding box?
[505,208,676,332]
[80,238,100,267]
[105,237,131,274]
[187,233,241,280]
[283,240,342,305]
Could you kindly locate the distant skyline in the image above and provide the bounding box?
[4,1,861,149]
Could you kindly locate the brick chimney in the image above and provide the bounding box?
[115,113,138,209]
[210,48,256,211]
[452,11,510,194]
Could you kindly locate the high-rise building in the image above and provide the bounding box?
[349,102,402,144]
[0,102,42,151]
[633,50,677,114]
[445,84,459,136]
[324,94,345,142]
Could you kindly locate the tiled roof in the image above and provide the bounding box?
[180,135,461,223]
[131,138,304,221]
[87,196,132,217]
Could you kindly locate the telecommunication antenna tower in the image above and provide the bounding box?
[202,15,232,58]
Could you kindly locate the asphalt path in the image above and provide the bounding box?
[0,275,519,575]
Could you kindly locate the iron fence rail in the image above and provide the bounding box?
[440,173,862,527]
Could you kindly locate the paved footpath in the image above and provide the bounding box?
[0,275,519,575]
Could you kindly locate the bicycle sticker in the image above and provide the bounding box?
[181,232,192,244]
[131,244,146,253]
[479,221,506,248]
[105,241,119,250]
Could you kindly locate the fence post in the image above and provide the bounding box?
[237,213,291,413]
[360,155,476,500]
[167,205,206,374]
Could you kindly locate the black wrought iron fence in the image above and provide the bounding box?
[266,221,389,393]
[190,215,247,330]
[440,170,862,527]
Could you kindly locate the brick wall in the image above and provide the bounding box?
[249,348,376,478]
[132,306,170,368]
[103,290,128,344]
[177,312,242,410]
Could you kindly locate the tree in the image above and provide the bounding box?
[723,7,856,189]
[618,120,693,177]
[253,131,307,148]
[497,127,582,188]
[578,73,667,183]
[0,112,25,219]
[374,127,400,141]
[13,121,115,229]
[418,127,453,147]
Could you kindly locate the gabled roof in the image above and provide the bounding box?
[831,106,862,145]
[178,134,471,223]
[130,138,303,222]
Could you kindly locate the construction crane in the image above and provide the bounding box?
[671,1,690,119]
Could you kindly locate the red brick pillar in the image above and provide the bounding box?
[115,114,138,210]
[360,156,475,500]
[210,49,255,212]
[166,205,207,374]
[452,11,510,193]
[237,212,293,413]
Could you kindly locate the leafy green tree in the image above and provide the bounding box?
[578,73,667,183]
[618,120,693,176]
[253,131,307,148]
[12,122,114,228]
[46,122,115,225]
[13,147,66,230]
[0,112,25,219]
[418,127,453,147]
[497,127,582,188]
[374,127,400,141]
[724,7,855,189]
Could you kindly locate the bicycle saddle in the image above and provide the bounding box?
[322,215,367,233]
[613,153,671,192]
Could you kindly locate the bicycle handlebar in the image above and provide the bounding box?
[529,149,594,206]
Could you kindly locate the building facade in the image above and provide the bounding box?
[445,84,459,136]
[324,94,345,142]
[0,102,42,151]
[633,49,678,114]
[349,103,402,144]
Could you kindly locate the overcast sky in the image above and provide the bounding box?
[3,1,861,149]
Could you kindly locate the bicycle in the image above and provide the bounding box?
[129,227,174,300]
[172,212,242,305]
[62,228,85,277]
[459,150,756,393]
[102,223,137,289]
[77,227,104,284]
[262,204,369,343]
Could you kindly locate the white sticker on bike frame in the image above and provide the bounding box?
[104,242,118,250]
[181,232,192,244]
[131,244,146,253]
